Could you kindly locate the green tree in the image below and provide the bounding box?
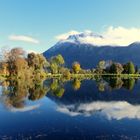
[50,79,59,91]
[50,54,65,74]
[123,62,135,74]
[53,88,65,98]
[50,63,58,74]
[54,54,65,65]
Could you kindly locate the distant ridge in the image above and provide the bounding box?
[43,32,140,68]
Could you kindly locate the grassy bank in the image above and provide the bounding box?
[46,73,140,79]
[1,73,140,81]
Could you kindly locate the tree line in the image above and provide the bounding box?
[0,47,139,80]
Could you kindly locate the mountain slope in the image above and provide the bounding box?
[43,32,140,68]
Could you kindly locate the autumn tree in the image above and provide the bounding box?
[62,69,71,79]
[4,48,26,76]
[28,52,49,70]
[14,57,29,77]
[72,62,81,74]
[109,63,124,74]
[27,52,49,79]
[72,79,81,90]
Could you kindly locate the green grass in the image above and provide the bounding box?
[46,73,140,79]
[2,73,140,81]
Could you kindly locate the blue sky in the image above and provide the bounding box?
[0,0,140,53]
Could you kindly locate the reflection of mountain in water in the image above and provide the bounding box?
[47,80,140,105]
[47,80,140,119]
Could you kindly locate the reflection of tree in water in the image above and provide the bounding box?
[97,80,106,92]
[0,77,138,110]
[49,79,65,98]
[98,77,136,91]
[28,84,49,101]
[1,79,49,109]
[108,78,124,90]
[2,80,28,109]
[123,78,135,90]
[72,79,81,91]
[1,78,66,110]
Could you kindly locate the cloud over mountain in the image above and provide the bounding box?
[56,26,140,46]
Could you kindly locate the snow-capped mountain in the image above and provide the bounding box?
[43,31,140,68]
[59,31,103,44]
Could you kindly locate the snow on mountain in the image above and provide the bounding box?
[55,27,140,46]
[43,29,140,68]
[57,31,104,46]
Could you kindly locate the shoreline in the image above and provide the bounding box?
[1,73,140,81]
[46,73,140,78]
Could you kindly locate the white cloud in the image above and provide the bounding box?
[10,104,40,112]
[9,35,40,44]
[103,26,140,46]
[57,101,140,120]
[26,50,38,54]
[56,26,140,46]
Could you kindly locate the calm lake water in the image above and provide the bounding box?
[0,78,140,140]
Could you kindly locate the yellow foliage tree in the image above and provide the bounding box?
[72,62,81,74]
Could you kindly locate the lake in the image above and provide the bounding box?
[0,78,140,140]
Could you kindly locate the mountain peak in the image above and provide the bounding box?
[59,31,104,45]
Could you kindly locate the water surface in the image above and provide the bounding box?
[0,78,140,140]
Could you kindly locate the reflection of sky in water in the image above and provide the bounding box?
[57,101,140,120]
[0,80,140,139]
